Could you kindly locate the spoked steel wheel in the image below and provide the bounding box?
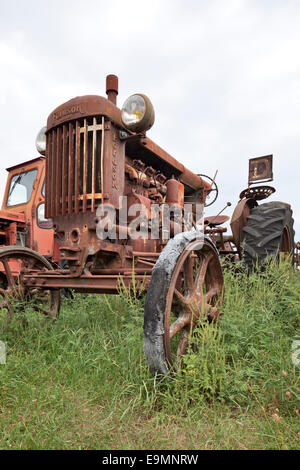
[0,246,61,322]
[144,234,224,375]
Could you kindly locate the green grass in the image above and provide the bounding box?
[0,258,299,450]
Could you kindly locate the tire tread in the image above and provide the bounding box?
[242,201,295,270]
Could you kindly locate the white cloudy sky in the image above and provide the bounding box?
[0,0,300,239]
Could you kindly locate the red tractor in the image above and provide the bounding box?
[0,75,295,375]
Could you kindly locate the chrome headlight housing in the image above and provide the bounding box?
[35,126,47,156]
[121,94,155,133]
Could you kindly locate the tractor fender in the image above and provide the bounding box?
[230,198,257,251]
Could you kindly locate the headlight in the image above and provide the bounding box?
[35,126,47,155]
[121,94,155,133]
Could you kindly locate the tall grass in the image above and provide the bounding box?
[169,258,300,410]
[0,258,299,449]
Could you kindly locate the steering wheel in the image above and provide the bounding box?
[197,174,219,207]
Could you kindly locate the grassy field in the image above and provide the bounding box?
[0,258,299,450]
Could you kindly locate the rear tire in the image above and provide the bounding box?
[242,201,295,270]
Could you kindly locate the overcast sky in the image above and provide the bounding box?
[1,0,300,240]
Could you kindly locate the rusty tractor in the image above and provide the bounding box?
[0,75,295,375]
[0,157,63,316]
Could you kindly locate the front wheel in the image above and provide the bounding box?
[143,233,224,375]
[0,246,61,322]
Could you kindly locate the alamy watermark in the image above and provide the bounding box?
[0,340,6,365]
[95,196,204,242]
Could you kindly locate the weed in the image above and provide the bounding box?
[0,257,299,449]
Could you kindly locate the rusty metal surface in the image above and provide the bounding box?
[47,95,212,209]
[47,95,124,131]
[138,136,211,193]
[0,210,26,224]
[0,158,58,298]
[5,156,45,173]
[197,173,218,207]
[230,198,257,250]
[21,271,152,295]
[106,74,118,105]
[21,75,218,300]
[166,179,184,208]
[0,246,60,321]
[143,234,224,375]
[1,158,54,257]
[248,155,273,185]
[163,240,223,364]
[239,185,275,201]
[46,116,105,219]
[204,215,229,227]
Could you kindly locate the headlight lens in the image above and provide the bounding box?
[121,94,154,132]
[35,126,47,155]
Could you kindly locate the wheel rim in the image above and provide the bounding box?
[0,248,60,322]
[164,240,223,368]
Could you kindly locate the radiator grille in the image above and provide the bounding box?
[45,116,104,218]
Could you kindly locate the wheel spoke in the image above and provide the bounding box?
[184,255,195,294]
[204,286,219,302]
[195,252,213,292]
[32,304,55,317]
[177,327,190,358]
[173,288,188,307]
[0,248,61,322]
[1,258,15,289]
[169,313,190,339]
